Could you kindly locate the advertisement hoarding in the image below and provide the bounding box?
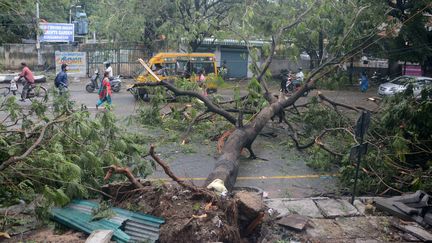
[40,23,74,43]
[403,65,423,76]
[55,52,86,77]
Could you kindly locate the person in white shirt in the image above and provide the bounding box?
[295,67,304,83]
[104,61,113,80]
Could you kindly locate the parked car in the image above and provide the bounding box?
[377,75,432,97]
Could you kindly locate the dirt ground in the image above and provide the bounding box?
[2,228,86,243]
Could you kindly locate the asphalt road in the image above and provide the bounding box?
[1,78,380,197]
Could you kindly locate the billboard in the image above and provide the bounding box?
[55,52,86,77]
[403,65,423,76]
[40,23,74,43]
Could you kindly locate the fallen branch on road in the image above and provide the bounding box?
[149,145,217,199]
[104,165,144,189]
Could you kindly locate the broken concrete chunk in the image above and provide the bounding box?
[399,225,432,242]
[283,199,324,218]
[353,199,366,215]
[392,221,432,242]
[354,240,380,243]
[306,218,344,239]
[374,198,412,221]
[264,199,290,217]
[401,233,421,242]
[315,199,360,218]
[85,230,113,243]
[424,212,432,226]
[276,214,309,231]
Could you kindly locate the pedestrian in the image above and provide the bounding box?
[54,63,69,95]
[198,70,207,96]
[220,60,228,80]
[96,71,112,109]
[360,71,369,92]
[18,62,35,101]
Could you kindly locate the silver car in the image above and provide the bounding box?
[377,75,432,96]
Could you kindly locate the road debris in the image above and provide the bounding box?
[206,179,228,195]
[276,214,309,231]
[51,200,165,242]
[85,230,113,243]
[192,214,208,219]
[375,190,432,227]
[391,220,432,242]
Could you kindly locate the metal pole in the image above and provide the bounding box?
[36,0,43,66]
[351,113,365,204]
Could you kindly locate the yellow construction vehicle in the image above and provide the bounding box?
[129,52,220,101]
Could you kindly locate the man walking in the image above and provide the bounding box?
[55,63,69,94]
[18,62,35,101]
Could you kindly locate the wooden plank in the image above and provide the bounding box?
[137,58,161,81]
[85,230,114,243]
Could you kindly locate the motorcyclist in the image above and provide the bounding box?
[18,62,35,101]
[295,67,304,84]
[104,61,113,80]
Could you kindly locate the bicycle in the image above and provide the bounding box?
[1,77,48,103]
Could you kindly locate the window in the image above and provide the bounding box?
[391,76,415,85]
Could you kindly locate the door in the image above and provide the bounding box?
[221,49,248,78]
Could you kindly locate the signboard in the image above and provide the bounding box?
[349,143,368,162]
[403,65,423,76]
[354,58,389,68]
[40,23,74,43]
[355,111,371,140]
[55,52,86,77]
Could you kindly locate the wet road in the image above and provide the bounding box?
[1,79,379,197]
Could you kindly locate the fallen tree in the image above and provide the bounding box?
[133,0,382,190]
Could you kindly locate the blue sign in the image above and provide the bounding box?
[40,23,74,43]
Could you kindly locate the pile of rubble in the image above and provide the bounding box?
[263,192,432,242]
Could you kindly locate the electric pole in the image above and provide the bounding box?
[36,0,43,66]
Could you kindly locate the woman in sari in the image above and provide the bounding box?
[96,71,112,109]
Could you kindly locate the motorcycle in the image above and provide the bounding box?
[282,74,308,97]
[370,71,390,85]
[85,69,122,93]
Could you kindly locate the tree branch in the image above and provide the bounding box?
[104,165,144,189]
[0,115,71,171]
[149,145,216,198]
[135,81,237,125]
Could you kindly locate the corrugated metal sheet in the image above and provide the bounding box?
[51,200,164,243]
[201,37,267,47]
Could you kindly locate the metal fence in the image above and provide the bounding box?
[81,43,150,78]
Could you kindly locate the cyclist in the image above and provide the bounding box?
[18,62,35,101]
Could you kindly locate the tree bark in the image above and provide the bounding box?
[205,101,284,190]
